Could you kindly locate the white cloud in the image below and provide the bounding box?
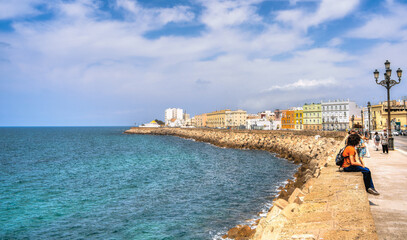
[0,0,44,19]
[263,77,337,92]
[116,0,194,29]
[327,38,343,47]
[199,0,262,30]
[346,2,407,40]
[276,0,360,31]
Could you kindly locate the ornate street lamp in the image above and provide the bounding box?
[368,102,371,139]
[373,60,402,150]
[361,109,364,134]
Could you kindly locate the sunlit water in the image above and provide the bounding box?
[0,127,297,239]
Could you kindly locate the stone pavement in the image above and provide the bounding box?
[365,141,407,240]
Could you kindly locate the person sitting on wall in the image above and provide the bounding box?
[342,133,380,195]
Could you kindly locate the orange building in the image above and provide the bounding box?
[281,110,295,130]
[194,113,207,128]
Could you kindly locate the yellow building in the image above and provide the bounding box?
[303,103,322,130]
[294,108,303,130]
[371,100,407,131]
[225,110,247,129]
[206,110,229,128]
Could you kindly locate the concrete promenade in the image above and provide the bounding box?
[365,138,407,240]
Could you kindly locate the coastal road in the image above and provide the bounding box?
[394,135,407,154]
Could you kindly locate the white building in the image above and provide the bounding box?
[139,120,161,128]
[165,108,184,126]
[167,118,184,128]
[247,118,272,130]
[271,119,281,130]
[321,99,361,131]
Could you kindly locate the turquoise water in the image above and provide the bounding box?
[0,127,297,239]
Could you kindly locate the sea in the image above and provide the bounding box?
[0,127,298,240]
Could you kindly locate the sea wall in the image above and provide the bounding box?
[124,128,377,240]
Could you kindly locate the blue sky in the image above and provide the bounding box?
[1,0,407,126]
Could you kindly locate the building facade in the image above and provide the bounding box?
[303,103,322,130]
[225,110,247,129]
[258,110,275,121]
[281,109,295,130]
[206,110,228,128]
[165,108,184,126]
[321,100,361,131]
[194,113,207,128]
[371,100,407,132]
[247,118,272,130]
[271,119,281,130]
[294,107,303,130]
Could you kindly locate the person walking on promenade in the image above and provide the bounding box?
[373,132,380,151]
[342,134,380,195]
[381,131,389,154]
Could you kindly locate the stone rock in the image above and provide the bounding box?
[281,203,299,219]
[288,188,306,204]
[273,199,289,210]
[224,225,255,240]
[291,234,316,240]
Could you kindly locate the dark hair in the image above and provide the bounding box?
[347,134,361,146]
[375,132,378,135]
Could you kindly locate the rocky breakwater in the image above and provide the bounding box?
[124,128,376,239]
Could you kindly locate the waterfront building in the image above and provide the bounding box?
[321,100,361,131]
[247,118,272,130]
[194,113,207,128]
[206,110,228,128]
[247,114,260,120]
[294,107,303,130]
[165,108,184,126]
[225,110,247,129]
[271,119,281,130]
[349,116,363,130]
[303,103,322,130]
[185,117,195,127]
[371,100,407,132]
[281,109,295,130]
[167,118,183,127]
[274,109,282,121]
[258,110,275,121]
[139,120,161,128]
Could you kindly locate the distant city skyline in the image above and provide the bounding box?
[1,0,407,126]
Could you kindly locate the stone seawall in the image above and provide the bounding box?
[124,128,377,240]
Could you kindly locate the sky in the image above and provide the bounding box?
[1,0,407,126]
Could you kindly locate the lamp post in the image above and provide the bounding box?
[361,109,364,134]
[351,115,355,130]
[368,102,371,139]
[373,60,402,150]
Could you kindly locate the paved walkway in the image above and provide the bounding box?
[365,140,407,240]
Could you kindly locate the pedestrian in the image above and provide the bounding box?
[342,133,380,195]
[357,134,367,160]
[381,131,389,154]
[364,135,371,158]
[373,132,380,151]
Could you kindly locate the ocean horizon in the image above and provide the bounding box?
[0,127,297,239]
